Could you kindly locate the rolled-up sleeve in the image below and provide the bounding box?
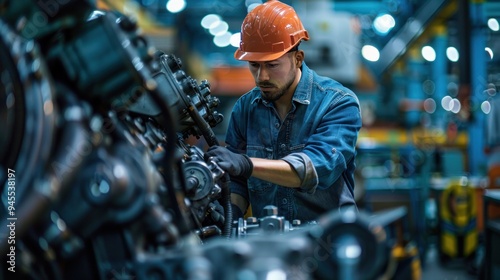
[281,152,318,194]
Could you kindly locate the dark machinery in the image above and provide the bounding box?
[0,1,400,279]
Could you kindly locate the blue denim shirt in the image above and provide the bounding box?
[225,62,361,221]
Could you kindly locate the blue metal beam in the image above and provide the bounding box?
[373,0,450,77]
[468,1,488,175]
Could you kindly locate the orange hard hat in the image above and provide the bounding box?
[234,0,310,61]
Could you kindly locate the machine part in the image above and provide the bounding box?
[181,145,233,238]
[128,209,394,280]
[232,205,312,238]
[53,140,156,238]
[231,199,389,280]
[129,52,223,143]
[184,159,222,223]
[311,208,389,280]
[46,11,153,104]
[0,0,95,40]
[183,160,216,201]
[0,18,56,200]
[0,85,91,256]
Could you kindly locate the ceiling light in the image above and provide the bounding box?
[486,47,494,60]
[441,96,452,111]
[488,18,499,31]
[213,32,232,47]
[421,46,436,62]
[201,14,221,29]
[446,47,459,62]
[373,13,395,35]
[361,45,380,62]
[209,21,229,36]
[423,98,436,113]
[166,0,186,13]
[230,33,241,47]
[481,100,491,114]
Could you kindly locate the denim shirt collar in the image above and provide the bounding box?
[250,62,313,106]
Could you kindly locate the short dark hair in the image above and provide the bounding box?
[287,43,300,53]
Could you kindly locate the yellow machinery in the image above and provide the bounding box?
[439,177,478,262]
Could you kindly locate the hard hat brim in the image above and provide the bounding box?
[234,49,288,62]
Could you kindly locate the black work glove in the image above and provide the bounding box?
[205,146,253,179]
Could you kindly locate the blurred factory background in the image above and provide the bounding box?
[97,0,500,278]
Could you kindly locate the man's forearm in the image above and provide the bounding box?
[249,157,302,188]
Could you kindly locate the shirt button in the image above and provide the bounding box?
[275,123,280,128]
[280,144,286,149]
[282,198,287,204]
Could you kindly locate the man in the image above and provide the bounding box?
[206,0,362,222]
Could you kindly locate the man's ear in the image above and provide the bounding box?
[295,50,304,67]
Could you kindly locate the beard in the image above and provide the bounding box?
[258,69,296,102]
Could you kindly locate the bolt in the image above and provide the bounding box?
[263,205,278,216]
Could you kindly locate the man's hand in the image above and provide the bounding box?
[205,146,253,179]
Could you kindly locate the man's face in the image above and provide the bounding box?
[248,52,298,102]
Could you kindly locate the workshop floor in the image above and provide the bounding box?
[421,243,480,280]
